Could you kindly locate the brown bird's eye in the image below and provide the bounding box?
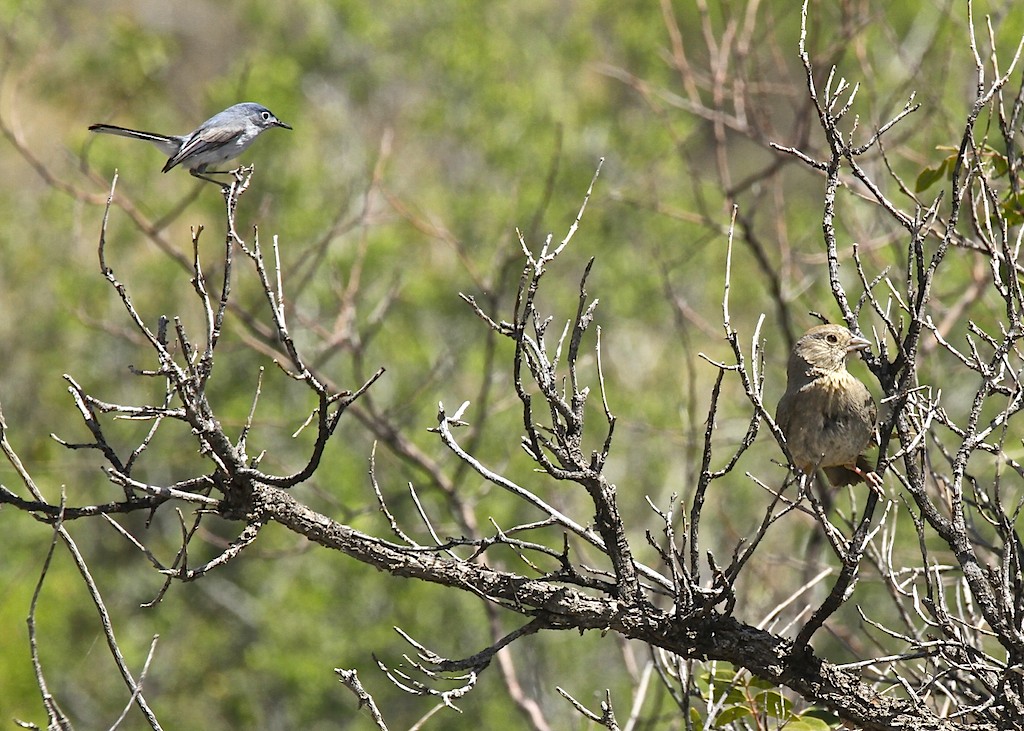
[826,333,838,343]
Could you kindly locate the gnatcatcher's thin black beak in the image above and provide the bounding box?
[275,120,293,130]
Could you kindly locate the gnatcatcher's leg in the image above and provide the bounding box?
[189,169,234,186]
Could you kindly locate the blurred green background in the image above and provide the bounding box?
[0,1,1019,728]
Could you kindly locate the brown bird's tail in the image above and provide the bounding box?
[823,455,875,487]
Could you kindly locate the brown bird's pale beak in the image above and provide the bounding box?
[847,335,871,354]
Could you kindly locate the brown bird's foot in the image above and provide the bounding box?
[859,468,885,498]
[844,454,886,498]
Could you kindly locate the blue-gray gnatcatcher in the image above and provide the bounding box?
[89,102,292,185]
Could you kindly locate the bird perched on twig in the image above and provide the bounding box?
[775,324,883,492]
[89,102,291,185]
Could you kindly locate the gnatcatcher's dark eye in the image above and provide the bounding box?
[261,112,271,121]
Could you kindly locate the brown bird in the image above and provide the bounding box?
[775,324,883,491]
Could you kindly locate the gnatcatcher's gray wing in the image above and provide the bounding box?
[162,125,245,173]
[88,124,183,158]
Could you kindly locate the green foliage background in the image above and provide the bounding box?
[0,1,1020,728]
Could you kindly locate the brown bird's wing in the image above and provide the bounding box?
[775,389,798,458]
[775,387,814,473]
[775,389,794,438]
[862,386,878,441]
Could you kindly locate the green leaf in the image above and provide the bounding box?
[801,708,841,724]
[990,151,1009,177]
[915,160,947,192]
[714,705,753,726]
[704,664,739,682]
[709,685,748,706]
[1001,192,1024,226]
[754,690,793,719]
[702,667,745,704]
[783,715,833,730]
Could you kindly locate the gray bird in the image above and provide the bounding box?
[89,102,291,185]
[775,324,883,491]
